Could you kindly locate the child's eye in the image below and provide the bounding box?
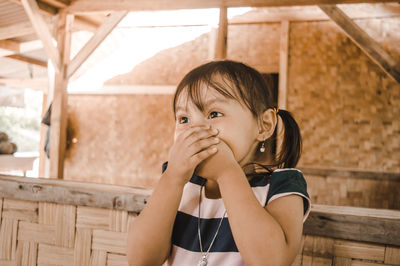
[178,117,189,124]
[208,111,222,119]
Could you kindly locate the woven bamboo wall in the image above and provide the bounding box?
[64,94,175,188]
[64,16,400,190]
[292,235,400,266]
[304,173,400,210]
[0,197,136,266]
[289,19,400,172]
[1,197,400,266]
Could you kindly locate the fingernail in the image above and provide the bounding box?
[214,137,220,143]
[212,128,218,134]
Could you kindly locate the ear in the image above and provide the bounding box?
[256,108,277,141]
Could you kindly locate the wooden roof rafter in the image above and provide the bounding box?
[21,0,61,72]
[64,0,400,13]
[67,11,128,79]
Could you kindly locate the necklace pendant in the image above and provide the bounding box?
[198,255,208,266]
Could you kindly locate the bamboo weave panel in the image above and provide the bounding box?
[0,198,136,266]
[1,197,399,265]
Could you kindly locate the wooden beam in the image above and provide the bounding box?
[304,204,400,246]
[67,11,127,79]
[10,0,58,14]
[277,20,289,156]
[41,0,70,9]
[278,20,289,110]
[215,6,228,60]
[73,15,102,32]
[0,21,36,40]
[70,85,177,95]
[49,11,73,179]
[5,54,47,67]
[0,174,151,213]
[229,4,400,24]
[298,166,400,181]
[0,40,20,53]
[319,5,400,83]
[65,0,399,13]
[1,173,400,246]
[21,0,61,73]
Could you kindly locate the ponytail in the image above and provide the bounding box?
[276,109,302,168]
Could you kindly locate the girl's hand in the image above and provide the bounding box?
[195,139,237,181]
[165,125,220,186]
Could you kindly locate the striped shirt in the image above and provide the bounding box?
[161,162,311,266]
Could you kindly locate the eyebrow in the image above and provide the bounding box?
[175,98,230,114]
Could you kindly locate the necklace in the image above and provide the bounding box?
[197,185,227,266]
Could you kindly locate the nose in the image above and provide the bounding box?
[191,115,210,128]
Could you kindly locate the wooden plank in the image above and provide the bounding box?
[304,204,400,246]
[74,228,92,266]
[384,245,400,265]
[5,55,47,68]
[319,4,400,83]
[49,11,73,179]
[278,20,289,110]
[228,4,400,24]
[67,11,128,79]
[0,40,20,53]
[277,20,289,155]
[21,0,61,73]
[333,257,352,266]
[0,174,150,212]
[0,198,2,220]
[333,240,385,262]
[215,6,227,60]
[65,0,399,13]
[10,0,58,15]
[70,85,177,95]
[0,21,35,40]
[299,166,400,181]
[41,0,70,8]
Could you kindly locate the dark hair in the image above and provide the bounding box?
[173,60,302,169]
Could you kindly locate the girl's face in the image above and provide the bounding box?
[174,83,261,167]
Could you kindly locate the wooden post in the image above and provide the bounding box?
[215,6,228,60]
[277,20,290,155]
[49,12,73,179]
[38,93,48,177]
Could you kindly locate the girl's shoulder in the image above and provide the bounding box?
[267,168,311,219]
[268,168,308,196]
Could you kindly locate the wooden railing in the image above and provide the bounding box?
[0,174,399,265]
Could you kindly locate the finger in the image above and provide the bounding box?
[178,125,210,140]
[190,145,218,166]
[188,136,220,154]
[185,127,219,146]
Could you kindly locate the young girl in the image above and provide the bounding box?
[127,60,310,266]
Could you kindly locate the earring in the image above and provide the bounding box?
[260,140,266,153]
